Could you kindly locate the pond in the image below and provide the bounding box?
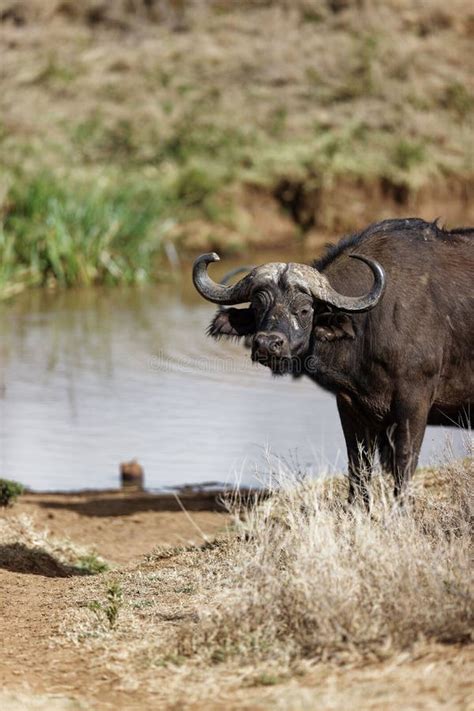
[0,249,466,491]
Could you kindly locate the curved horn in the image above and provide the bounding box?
[304,254,385,312]
[193,253,255,305]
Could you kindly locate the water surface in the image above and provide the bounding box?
[0,251,465,491]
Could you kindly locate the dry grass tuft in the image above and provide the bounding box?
[175,457,473,666]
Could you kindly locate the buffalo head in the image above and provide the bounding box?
[193,253,385,374]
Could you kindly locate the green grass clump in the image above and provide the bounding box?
[89,582,123,629]
[391,139,426,172]
[441,82,474,120]
[0,120,245,297]
[0,479,25,507]
[0,172,168,295]
[76,553,110,575]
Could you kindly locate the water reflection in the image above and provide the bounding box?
[0,251,466,491]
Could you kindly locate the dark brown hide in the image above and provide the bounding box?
[312,219,473,504]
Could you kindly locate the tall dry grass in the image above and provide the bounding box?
[176,457,473,665]
[52,456,472,704]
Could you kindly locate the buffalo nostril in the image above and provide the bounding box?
[269,337,283,355]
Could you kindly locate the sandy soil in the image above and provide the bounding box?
[5,490,229,564]
[0,491,472,710]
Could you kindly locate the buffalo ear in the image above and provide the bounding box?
[208,307,256,339]
[314,312,356,341]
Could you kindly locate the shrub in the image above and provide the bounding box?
[0,479,25,507]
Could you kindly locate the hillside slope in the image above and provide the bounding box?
[1,0,473,291]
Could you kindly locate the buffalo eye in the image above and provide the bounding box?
[252,290,271,311]
[294,301,313,320]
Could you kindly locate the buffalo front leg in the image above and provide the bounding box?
[337,394,377,509]
[389,397,430,500]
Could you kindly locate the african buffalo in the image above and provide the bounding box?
[193,218,473,505]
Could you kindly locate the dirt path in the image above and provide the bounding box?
[0,491,228,707]
[1,492,472,710]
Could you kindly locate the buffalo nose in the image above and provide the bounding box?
[254,332,286,357]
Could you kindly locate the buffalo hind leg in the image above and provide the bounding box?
[337,395,377,509]
[389,397,430,500]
